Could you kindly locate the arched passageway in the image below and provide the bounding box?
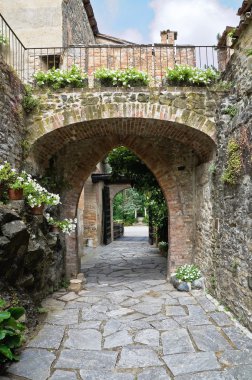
[28,117,216,278]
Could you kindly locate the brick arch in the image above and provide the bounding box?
[30,116,215,167]
[45,134,198,278]
[29,97,216,144]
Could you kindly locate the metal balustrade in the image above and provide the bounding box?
[0,13,232,85]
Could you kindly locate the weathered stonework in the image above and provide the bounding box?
[23,86,220,278]
[194,22,252,331]
[62,0,96,46]
[0,203,64,301]
[0,57,25,166]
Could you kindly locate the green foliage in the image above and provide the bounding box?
[94,67,150,88]
[227,28,236,38]
[108,147,168,236]
[175,264,201,283]
[21,139,31,159]
[0,298,25,367]
[0,34,8,45]
[221,139,242,185]
[0,162,16,185]
[108,147,157,190]
[208,162,216,175]
[113,189,145,225]
[210,274,217,290]
[22,85,40,113]
[166,65,219,86]
[211,80,233,91]
[158,241,168,257]
[223,105,238,118]
[34,65,88,89]
[246,49,252,57]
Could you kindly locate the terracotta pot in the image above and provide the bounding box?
[8,188,23,200]
[31,204,44,215]
[50,225,60,234]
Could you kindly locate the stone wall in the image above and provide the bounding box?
[62,0,96,46]
[0,203,64,302]
[0,58,25,167]
[195,22,252,330]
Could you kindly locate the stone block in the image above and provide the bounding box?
[68,279,83,292]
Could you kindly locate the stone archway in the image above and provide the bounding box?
[26,89,217,278]
[28,117,215,277]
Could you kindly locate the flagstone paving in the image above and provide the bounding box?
[6,227,252,379]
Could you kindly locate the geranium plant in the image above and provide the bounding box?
[94,67,150,88]
[34,64,88,89]
[175,264,201,283]
[45,214,77,234]
[166,65,219,86]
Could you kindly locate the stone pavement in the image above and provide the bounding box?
[6,227,252,379]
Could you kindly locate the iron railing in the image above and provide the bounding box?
[0,13,26,81]
[0,13,232,85]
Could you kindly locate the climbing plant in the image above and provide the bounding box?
[221,139,243,185]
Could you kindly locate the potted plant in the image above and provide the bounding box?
[94,67,150,88]
[33,65,88,90]
[171,264,203,292]
[23,176,60,214]
[45,214,77,234]
[0,162,25,200]
[158,241,169,257]
[165,65,219,87]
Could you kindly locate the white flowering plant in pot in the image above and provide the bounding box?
[23,175,60,208]
[175,264,201,283]
[45,214,77,234]
[171,264,204,292]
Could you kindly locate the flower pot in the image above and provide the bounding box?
[50,225,60,234]
[8,188,23,200]
[31,205,44,215]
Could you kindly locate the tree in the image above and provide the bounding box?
[108,147,168,241]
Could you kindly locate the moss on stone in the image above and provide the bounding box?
[221,139,243,185]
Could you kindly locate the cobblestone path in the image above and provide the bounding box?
[7,229,252,379]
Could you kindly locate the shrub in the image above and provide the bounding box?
[221,139,242,185]
[0,298,25,368]
[94,67,150,88]
[175,264,201,282]
[166,65,219,86]
[34,65,88,89]
[22,85,40,113]
[158,241,168,252]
